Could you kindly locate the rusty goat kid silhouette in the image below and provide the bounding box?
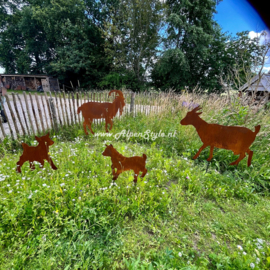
[180,106,260,167]
[16,133,57,173]
[77,90,125,135]
[102,144,147,184]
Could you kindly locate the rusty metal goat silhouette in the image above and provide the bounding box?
[16,132,57,173]
[180,106,260,167]
[77,90,125,135]
[102,144,147,184]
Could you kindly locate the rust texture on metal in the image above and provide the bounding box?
[77,90,125,134]
[180,106,260,167]
[102,144,147,184]
[16,132,58,173]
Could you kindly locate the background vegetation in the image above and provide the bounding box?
[0,0,268,92]
[0,92,269,269]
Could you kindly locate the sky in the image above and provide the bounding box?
[0,0,269,74]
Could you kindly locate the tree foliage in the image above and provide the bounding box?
[0,0,268,91]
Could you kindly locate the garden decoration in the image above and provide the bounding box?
[102,144,147,184]
[16,132,58,173]
[77,90,125,135]
[180,106,260,167]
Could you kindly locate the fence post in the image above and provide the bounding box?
[49,97,58,132]
[0,116,6,138]
[130,92,135,116]
[11,93,26,136]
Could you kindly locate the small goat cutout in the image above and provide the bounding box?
[16,133,57,173]
[180,106,260,167]
[102,144,147,184]
[77,90,125,135]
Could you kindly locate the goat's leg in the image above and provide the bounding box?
[247,149,253,167]
[86,119,95,135]
[39,160,45,169]
[112,169,121,181]
[207,146,215,162]
[83,120,89,135]
[141,168,148,178]
[230,152,246,166]
[46,157,58,170]
[133,173,138,184]
[108,118,113,130]
[193,144,207,160]
[29,162,36,170]
[16,155,28,173]
[105,118,109,133]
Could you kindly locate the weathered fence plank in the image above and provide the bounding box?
[29,93,41,134]
[6,94,20,136]
[44,92,54,130]
[12,93,26,136]
[34,93,45,133]
[40,94,49,130]
[17,93,30,135]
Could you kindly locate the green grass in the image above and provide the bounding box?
[0,93,270,269]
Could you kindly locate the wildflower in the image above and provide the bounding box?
[28,194,32,199]
[186,176,189,179]
[162,192,165,194]
[8,190,13,193]
[79,197,81,200]
[63,189,67,191]
[178,252,182,257]
[237,245,243,251]
[42,184,47,187]
[60,183,65,187]
[256,258,260,264]
[80,190,82,192]
[243,252,247,255]
[250,263,255,268]
[144,181,147,184]
[72,199,75,201]
[7,184,10,187]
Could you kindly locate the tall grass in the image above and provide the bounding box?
[0,91,269,269]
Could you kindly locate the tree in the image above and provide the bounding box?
[102,0,164,90]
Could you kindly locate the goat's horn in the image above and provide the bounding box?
[191,105,202,113]
[108,90,124,98]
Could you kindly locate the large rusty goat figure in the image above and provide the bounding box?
[102,144,148,184]
[180,106,260,167]
[16,132,57,173]
[77,90,125,135]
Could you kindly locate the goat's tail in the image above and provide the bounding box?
[254,125,261,135]
[142,154,147,161]
[77,106,82,114]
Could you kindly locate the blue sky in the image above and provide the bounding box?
[0,0,269,74]
[214,0,268,36]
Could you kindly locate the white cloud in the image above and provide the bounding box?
[248,30,270,45]
[262,66,270,73]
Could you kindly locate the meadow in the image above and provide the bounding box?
[0,92,270,270]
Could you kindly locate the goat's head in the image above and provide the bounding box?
[180,106,202,125]
[35,132,54,146]
[102,144,114,157]
[108,90,125,115]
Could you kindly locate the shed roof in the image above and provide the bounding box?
[0,74,50,78]
[240,72,270,92]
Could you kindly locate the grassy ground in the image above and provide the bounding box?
[0,92,270,269]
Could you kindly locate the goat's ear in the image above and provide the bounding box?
[46,132,50,137]
[110,144,113,147]
[196,112,202,116]
[105,144,108,146]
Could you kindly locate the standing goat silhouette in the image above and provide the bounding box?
[102,144,147,184]
[180,106,260,167]
[77,90,125,135]
[16,132,57,173]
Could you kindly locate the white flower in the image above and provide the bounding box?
[243,252,247,255]
[28,194,32,199]
[42,184,47,187]
[178,252,182,257]
[8,190,13,193]
[72,199,75,201]
[7,184,10,187]
[162,192,165,194]
[60,183,65,187]
[237,245,243,251]
[79,197,81,200]
[250,263,255,268]
[256,258,260,264]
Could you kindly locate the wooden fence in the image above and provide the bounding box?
[0,90,164,140]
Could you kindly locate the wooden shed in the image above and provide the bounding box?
[0,74,60,92]
[239,72,270,101]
